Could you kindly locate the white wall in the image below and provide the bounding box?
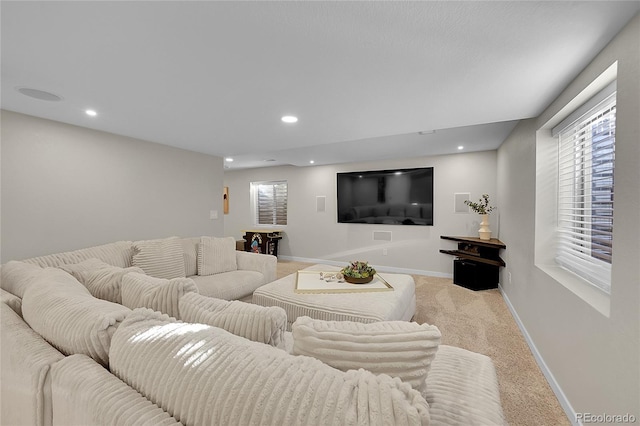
[497,14,639,423]
[224,150,498,276]
[1,110,225,262]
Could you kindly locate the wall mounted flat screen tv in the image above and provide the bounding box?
[337,167,434,226]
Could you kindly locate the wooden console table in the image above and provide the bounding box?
[440,236,506,290]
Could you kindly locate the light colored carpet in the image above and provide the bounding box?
[275,260,570,426]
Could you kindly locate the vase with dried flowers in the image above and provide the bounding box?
[464,194,495,240]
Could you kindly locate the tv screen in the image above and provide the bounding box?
[337,167,434,226]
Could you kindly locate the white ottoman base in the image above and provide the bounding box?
[253,264,416,330]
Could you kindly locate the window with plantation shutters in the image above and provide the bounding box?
[554,84,615,294]
[253,181,287,226]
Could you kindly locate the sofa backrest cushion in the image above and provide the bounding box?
[121,272,198,319]
[58,258,112,279]
[22,241,134,268]
[292,316,441,395]
[181,237,199,277]
[110,308,431,426]
[76,265,145,304]
[179,292,287,347]
[132,237,186,279]
[21,268,131,366]
[1,288,23,317]
[197,236,237,275]
[0,260,43,298]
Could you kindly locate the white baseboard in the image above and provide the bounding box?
[499,286,579,426]
[277,255,452,278]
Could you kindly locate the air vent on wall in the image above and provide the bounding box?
[373,231,392,242]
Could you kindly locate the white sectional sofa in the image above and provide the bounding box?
[0,238,506,426]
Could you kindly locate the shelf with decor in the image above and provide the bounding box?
[440,236,506,290]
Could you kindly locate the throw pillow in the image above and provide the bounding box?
[121,272,198,319]
[292,316,441,395]
[132,237,186,279]
[75,265,145,304]
[21,267,131,366]
[197,236,237,276]
[179,292,287,347]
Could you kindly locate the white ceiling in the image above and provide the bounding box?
[2,1,638,170]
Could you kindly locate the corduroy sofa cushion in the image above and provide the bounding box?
[197,236,237,276]
[132,237,186,279]
[21,268,131,366]
[121,272,198,319]
[110,308,431,426]
[292,316,441,395]
[179,292,287,347]
[0,261,43,298]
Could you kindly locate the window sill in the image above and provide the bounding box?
[536,264,610,317]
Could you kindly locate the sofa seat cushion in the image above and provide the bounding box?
[110,308,431,426]
[132,237,186,279]
[179,292,287,347]
[425,345,506,426]
[21,268,131,366]
[0,261,43,298]
[292,316,441,395]
[191,270,264,300]
[197,236,237,275]
[1,304,65,426]
[121,272,198,319]
[51,354,180,426]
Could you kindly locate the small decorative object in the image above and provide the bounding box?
[464,194,495,240]
[341,261,376,284]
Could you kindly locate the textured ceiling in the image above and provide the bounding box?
[2,1,638,169]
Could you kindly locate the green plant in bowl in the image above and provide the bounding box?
[341,261,376,284]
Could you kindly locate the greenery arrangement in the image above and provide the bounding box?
[341,260,376,278]
[465,194,495,215]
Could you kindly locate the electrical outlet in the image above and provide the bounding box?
[382,248,388,256]
[508,271,512,284]
[210,210,218,220]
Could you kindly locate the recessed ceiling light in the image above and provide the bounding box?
[458,146,464,150]
[225,158,234,162]
[309,160,315,164]
[16,87,62,102]
[281,115,298,124]
[85,109,97,117]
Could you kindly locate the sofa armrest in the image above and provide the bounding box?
[235,251,277,283]
[424,345,506,425]
[1,303,65,426]
[51,354,180,426]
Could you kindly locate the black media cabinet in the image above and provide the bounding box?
[440,236,506,291]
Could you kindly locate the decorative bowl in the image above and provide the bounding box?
[344,275,374,284]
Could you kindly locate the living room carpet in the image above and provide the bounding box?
[274,260,570,426]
